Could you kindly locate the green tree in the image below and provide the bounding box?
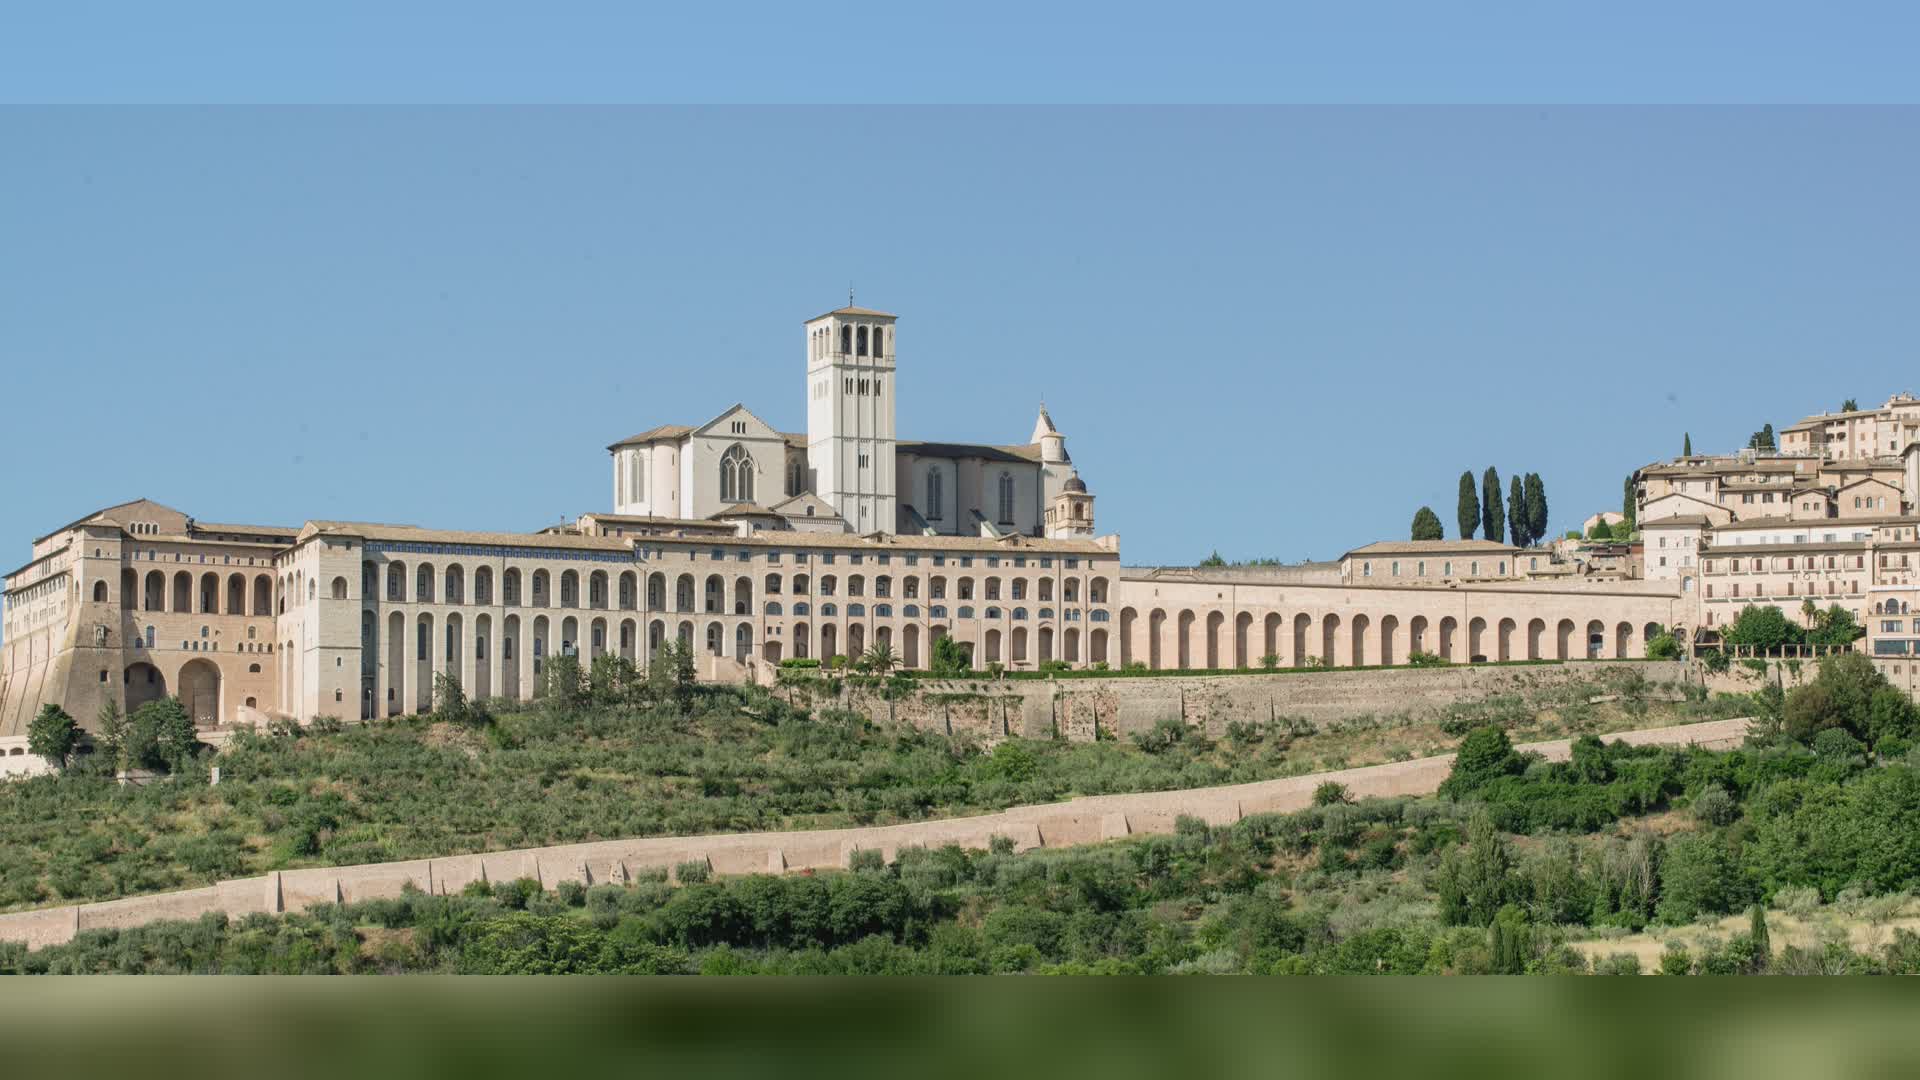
[1198,550,1227,567]
[1480,467,1503,548]
[1682,432,1692,456]
[1457,471,1479,541]
[860,644,900,676]
[1410,506,1444,541]
[930,635,973,676]
[1621,475,1637,534]
[1524,473,1547,546]
[27,704,78,771]
[1749,904,1771,972]
[1748,423,1776,451]
[1807,605,1861,646]
[1436,814,1514,926]
[541,653,585,709]
[1656,832,1744,925]
[128,698,198,772]
[1841,398,1859,412]
[1507,474,1526,546]
[95,698,129,770]
[1721,604,1799,651]
[1587,520,1613,541]
[1440,726,1524,799]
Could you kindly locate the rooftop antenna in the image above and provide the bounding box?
[848,283,855,307]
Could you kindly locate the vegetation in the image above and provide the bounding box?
[18,656,1920,975]
[1587,520,1613,541]
[1718,603,1861,651]
[1683,432,1692,456]
[1457,471,1479,541]
[1749,423,1776,452]
[27,705,78,772]
[1410,506,1444,542]
[1480,467,1504,550]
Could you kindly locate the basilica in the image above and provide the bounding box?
[603,303,1097,541]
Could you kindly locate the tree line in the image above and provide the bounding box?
[1410,469,1548,547]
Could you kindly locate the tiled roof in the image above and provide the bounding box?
[1344,539,1520,558]
[606,424,694,450]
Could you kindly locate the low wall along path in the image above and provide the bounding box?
[0,716,1751,951]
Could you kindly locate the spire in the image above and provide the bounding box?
[1030,403,1060,444]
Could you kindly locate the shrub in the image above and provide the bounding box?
[1645,634,1682,661]
[1311,782,1352,807]
[27,704,78,770]
[675,860,712,885]
[1691,786,1739,827]
[1407,651,1447,668]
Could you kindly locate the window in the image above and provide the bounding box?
[997,472,1015,525]
[926,470,944,520]
[720,444,755,503]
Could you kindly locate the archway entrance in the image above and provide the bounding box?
[125,662,166,713]
[180,659,221,727]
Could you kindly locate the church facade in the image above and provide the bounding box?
[605,305,1095,541]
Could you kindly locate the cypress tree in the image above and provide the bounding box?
[1749,904,1770,973]
[1508,474,1526,546]
[1622,474,1638,534]
[1481,467,1503,547]
[1683,432,1692,456]
[1524,474,1547,546]
[1457,471,1479,541]
[1410,506,1444,541]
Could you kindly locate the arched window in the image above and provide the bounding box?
[874,327,885,357]
[997,472,1015,525]
[330,576,348,600]
[92,581,108,602]
[856,325,868,356]
[720,444,755,503]
[840,325,851,354]
[927,470,944,521]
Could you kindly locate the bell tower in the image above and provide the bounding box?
[805,300,897,533]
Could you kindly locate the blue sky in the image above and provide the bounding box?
[2,5,1917,570]
[4,106,1915,567]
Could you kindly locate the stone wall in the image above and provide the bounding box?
[0,712,1748,951]
[801,660,1690,743]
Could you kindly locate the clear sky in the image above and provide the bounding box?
[2,6,1917,571]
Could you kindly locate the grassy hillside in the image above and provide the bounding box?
[7,655,1920,974]
[0,668,1737,914]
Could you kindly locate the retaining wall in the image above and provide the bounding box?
[0,713,1749,951]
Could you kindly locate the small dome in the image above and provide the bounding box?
[1063,471,1087,494]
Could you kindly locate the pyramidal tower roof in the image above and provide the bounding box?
[1031,404,1061,444]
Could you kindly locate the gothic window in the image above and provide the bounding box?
[927,470,944,520]
[857,326,868,356]
[874,327,884,356]
[841,325,851,354]
[997,472,1015,525]
[720,444,755,503]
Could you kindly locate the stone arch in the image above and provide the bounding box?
[984,627,1002,663]
[588,615,608,659]
[475,565,494,605]
[531,569,551,608]
[1585,619,1606,659]
[198,571,219,614]
[1294,613,1312,665]
[121,568,137,608]
[172,570,192,613]
[1410,614,1428,654]
[675,574,695,613]
[417,613,436,710]
[1321,613,1340,666]
[1468,616,1487,662]
[1556,618,1575,660]
[1234,612,1253,668]
[1118,607,1137,667]
[331,576,348,601]
[902,623,919,668]
[1176,610,1196,669]
[1527,618,1546,660]
[647,572,667,610]
[1065,626,1080,663]
[735,622,753,662]
[181,657,221,727]
[1090,627,1109,665]
[1148,609,1166,670]
[1012,625,1030,663]
[253,573,273,616]
[474,613,493,698]
[92,579,108,603]
[503,614,522,700]
[1615,621,1633,659]
[734,576,752,615]
[559,569,580,608]
[846,622,864,661]
[1262,612,1281,665]
[1350,613,1370,667]
[588,570,609,610]
[125,661,166,712]
[820,622,837,662]
[1038,626,1054,663]
[676,620,693,650]
[618,570,637,610]
[387,611,406,715]
[705,620,724,657]
[445,564,465,605]
[416,563,436,604]
[144,569,166,611]
[1205,610,1225,668]
[503,567,522,606]
[1438,616,1458,661]
[227,573,246,614]
[1497,617,1516,662]
[1643,622,1662,648]
[1380,614,1399,667]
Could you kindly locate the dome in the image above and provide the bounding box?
[1063,471,1087,494]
